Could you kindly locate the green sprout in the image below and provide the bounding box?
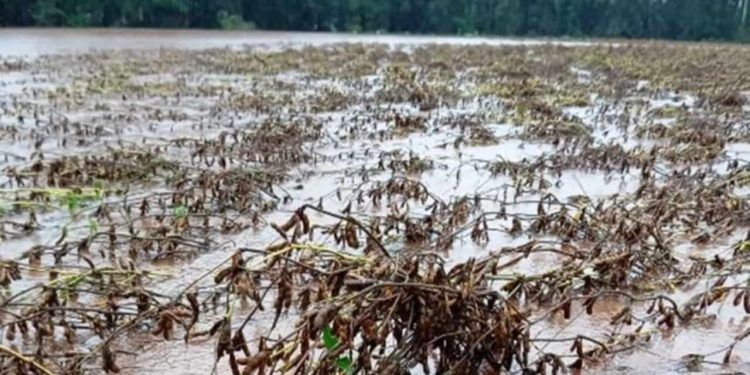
[173,205,188,219]
[322,326,353,374]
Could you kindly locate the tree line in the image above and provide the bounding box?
[2,0,749,42]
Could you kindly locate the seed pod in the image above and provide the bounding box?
[216,319,232,358]
[521,331,530,366]
[537,200,546,216]
[5,323,16,341]
[17,320,28,335]
[152,311,174,340]
[510,217,523,235]
[28,249,42,266]
[393,323,403,344]
[585,297,596,315]
[563,299,572,320]
[658,313,675,329]
[330,271,348,298]
[570,338,584,358]
[64,324,76,345]
[536,359,547,374]
[231,330,251,358]
[298,286,311,312]
[723,346,734,364]
[657,299,666,315]
[312,305,336,331]
[102,344,120,373]
[140,198,150,216]
[361,318,378,344]
[241,351,270,375]
[185,292,200,340]
[569,358,583,370]
[108,225,116,245]
[208,319,224,338]
[0,268,9,287]
[137,292,150,313]
[733,291,744,307]
[299,211,310,234]
[279,214,299,232]
[551,357,562,375]
[344,223,360,248]
[315,282,329,302]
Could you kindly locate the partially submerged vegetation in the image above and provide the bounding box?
[1,41,750,374]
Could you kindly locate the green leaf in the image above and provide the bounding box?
[322,326,340,351]
[66,193,80,213]
[173,205,188,219]
[335,356,353,374]
[58,288,68,302]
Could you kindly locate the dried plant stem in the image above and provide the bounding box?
[0,344,57,375]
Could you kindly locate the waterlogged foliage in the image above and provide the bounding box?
[2,40,750,374]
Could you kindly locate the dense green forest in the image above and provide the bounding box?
[1,0,749,41]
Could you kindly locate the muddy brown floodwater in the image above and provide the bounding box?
[0,29,750,375]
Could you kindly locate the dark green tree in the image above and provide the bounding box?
[1,0,747,42]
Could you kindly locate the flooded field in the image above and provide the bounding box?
[1,30,750,374]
